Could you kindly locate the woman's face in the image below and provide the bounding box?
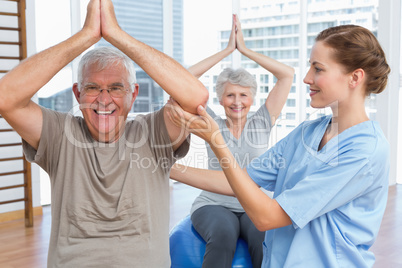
[303,41,351,110]
[220,83,254,122]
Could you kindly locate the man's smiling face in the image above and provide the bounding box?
[73,62,137,143]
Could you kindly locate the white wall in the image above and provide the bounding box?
[377,0,401,185]
[0,124,41,213]
[0,0,41,214]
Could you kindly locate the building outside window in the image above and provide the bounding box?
[205,0,382,142]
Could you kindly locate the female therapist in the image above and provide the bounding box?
[168,24,391,267]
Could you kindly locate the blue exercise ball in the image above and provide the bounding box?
[170,215,253,268]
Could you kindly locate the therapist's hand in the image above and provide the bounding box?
[166,98,220,145]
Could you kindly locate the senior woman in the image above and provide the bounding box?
[170,15,294,268]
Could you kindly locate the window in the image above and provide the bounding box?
[195,0,399,184]
[260,74,269,83]
[260,86,269,93]
[286,113,296,120]
[286,99,296,107]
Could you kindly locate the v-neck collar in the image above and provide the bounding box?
[307,115,333,153]
[225,119,245,141]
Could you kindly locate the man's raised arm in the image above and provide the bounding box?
[0,0,101,150]
[100,0,209,113]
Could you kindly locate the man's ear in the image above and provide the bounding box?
[131,83,140,105]
[72,83,81,103]
[132,83,139,101]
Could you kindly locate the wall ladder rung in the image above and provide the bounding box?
[0,12,19,17]
[0,156,24,162]
[0,26,20,31]
[0,184,26,191]
[0,41,21,45]
[0,198,26,206]
[0,170,25,177]
[0,143,22,147]
[0,56,22,60]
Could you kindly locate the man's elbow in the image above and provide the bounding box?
[191,83,209,105]
[199,89,209,107]
[0,79,20,114]
[187,87,209,113]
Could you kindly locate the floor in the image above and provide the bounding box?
[0,183,400,267]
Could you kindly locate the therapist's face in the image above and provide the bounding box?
[303,41,351,110]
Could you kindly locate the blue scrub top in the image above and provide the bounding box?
[246,115,389,268]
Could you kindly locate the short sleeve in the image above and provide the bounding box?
[249,104,272,128]
[22,106,67,174]
[276,146,381,229]
[141,107,190,169]
[246,135,288,191]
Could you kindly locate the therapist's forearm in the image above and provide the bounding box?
[209,133,292,231]
[170,164,235,196]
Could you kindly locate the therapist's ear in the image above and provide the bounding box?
[349,68,364,89]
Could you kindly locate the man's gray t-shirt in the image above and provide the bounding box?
[23,106,189,267]
[190,105,272,215]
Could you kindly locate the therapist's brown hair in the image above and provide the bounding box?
[316,25,390,96]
